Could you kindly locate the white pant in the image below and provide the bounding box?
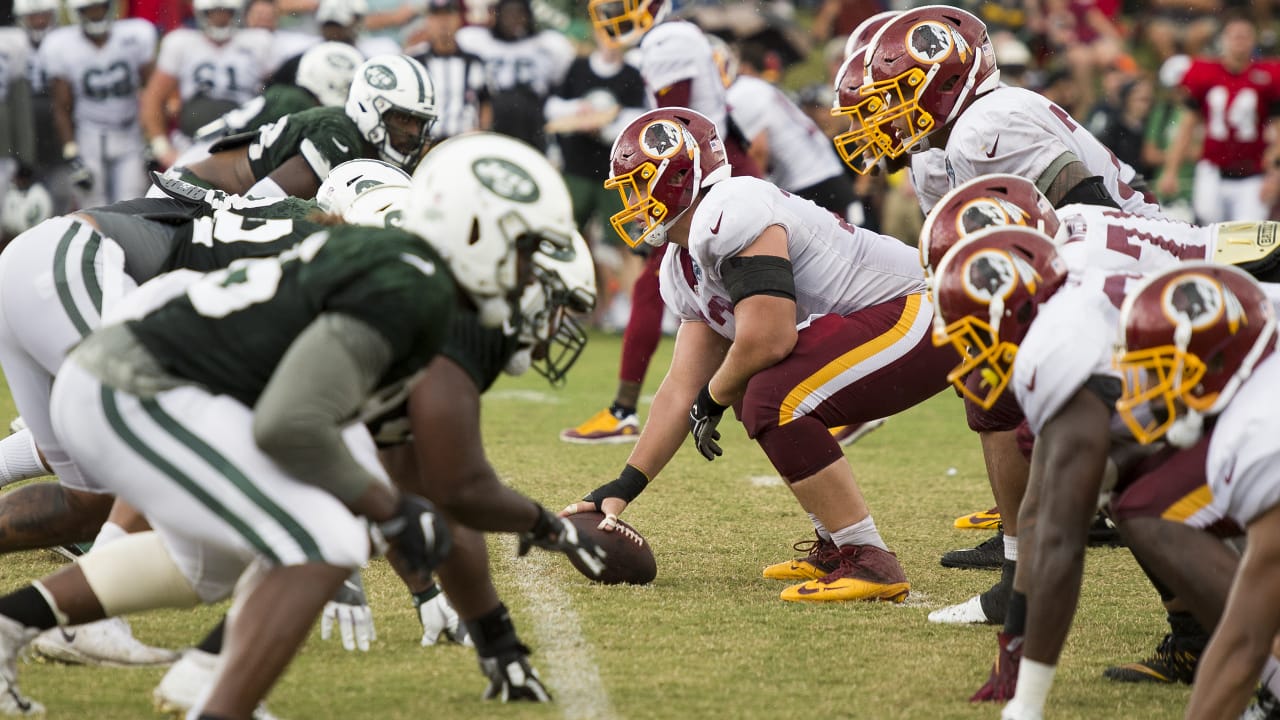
[75,124,149,208]
[0,216,132,491]
[1193,161,1269,224]
[50,361,382,603]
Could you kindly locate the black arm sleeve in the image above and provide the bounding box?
[1057,176,1121,210]
[720,255,796,305]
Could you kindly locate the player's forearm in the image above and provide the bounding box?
[50,82,75,148]
[138,80,172,143]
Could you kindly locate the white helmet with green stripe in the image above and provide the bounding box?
[345,55,438,171]
[316,159,410,214]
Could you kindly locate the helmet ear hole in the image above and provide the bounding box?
[469,218,482,246]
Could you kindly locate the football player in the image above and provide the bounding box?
[139,0,274,168]
[166,54,437,199]
[38,0,156,207]
[562,107,960,603]
[1113,266,1280,720]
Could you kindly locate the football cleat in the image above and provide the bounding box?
[1241,687,1280,720]
[153,649,278,718]
[6,418,24,435]
[1088,512,1124,547]
[830,418,887,447]
[31,617,176,667]
[971,632,1023,702]
[940,531,1004,570]
[560,408,640,444]
[0,615,42,716]
[928,594,991,625]
[779,545,910,603]
[954,506,1002,530]
[1102,632,1201,684]
[761,533,841,581]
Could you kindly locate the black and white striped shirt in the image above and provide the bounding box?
[412,46,489,140]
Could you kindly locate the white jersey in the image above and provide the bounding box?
[1208,348,1280,527]
[637,21,728,138]
[456,26,573,97]
[659,176,925,340]
[155,28,273,104]
[726,75,843,191]
[910,148,950,213]
[945,86,1163,218]
[1056,204,1213,275]
[40,21,156,129]
[0,29,28,103]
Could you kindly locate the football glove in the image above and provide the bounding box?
[518,504,607,578]
[371,494,452,578]
[320,570,376,652]
[688,384,728,461]
[479,644,551,703]
[413,584,471,647]
[971,632,1023,703]
[66,155,94,192]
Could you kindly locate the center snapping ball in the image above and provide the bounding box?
[565,512,657,585]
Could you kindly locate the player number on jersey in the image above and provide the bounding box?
[248,116,289,162]
[1205,86,1258,142]
[188,257,283,318]
[81,61,135,101]
[193,62,240,96]
[188,210,295,247]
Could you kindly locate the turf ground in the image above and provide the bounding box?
[0,331,1191,719]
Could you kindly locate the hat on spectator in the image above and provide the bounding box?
[317,0,368,26]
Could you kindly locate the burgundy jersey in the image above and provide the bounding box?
[1182,58,1280,177]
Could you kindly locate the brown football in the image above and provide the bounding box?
[565,512,657,585]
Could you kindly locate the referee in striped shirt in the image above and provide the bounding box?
[410,0,490,139]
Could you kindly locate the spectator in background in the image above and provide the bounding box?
[1037,0,1125,114]
[1144,0,1221,62]
[408,0,490,140]
[314,0,401,56]
[543,23,645,328]
[1159,12,1280,224]
[1093,75,1156,181]
[1143,54,1198,221]
[1037,65,1084,118]
[809,0,884,45]
[244,0,278,29]
[457,0,573,150]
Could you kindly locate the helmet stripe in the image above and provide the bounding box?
[409,59,427,104]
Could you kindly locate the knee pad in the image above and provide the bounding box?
[79,531,200,615]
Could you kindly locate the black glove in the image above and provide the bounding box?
[373,494,452,577]
[689,384,728,461]
[479,645,551,702]
[518,504,607,578]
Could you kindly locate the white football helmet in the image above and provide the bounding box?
[346,55,438,171]
[403,132,576,328]
[342,184,408,228]
[68,0,114,37]
[14,0,59,43]
[513,230,597,384]
[316,0,368,26]
[316,159,411,214]
[296,41,364,108]
[2,183,54,237]
[193,0,244,42]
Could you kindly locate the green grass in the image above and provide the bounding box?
[0,331,1189,718]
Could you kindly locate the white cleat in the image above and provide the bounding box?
[6,418,25,435]
[153,649,281,719]
[927,594,994,625]
[0,615,43,716]
[31,617,177,667]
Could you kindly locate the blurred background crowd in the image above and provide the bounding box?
[2,0,1279,330]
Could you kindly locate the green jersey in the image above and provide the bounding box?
[245,106,371,184]
[167,193,324,272]
[130,226,456,408]
[193,84,320,143]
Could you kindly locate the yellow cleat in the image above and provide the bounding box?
[762,534,840,580]
[954,506,1001,530]
[560,408,640,444]
[780,545,910,603]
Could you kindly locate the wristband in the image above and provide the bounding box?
[584,464,650,505]
[411,584,442,607]
[697,384,728,413]
[61,142,79,161]
[149,135,173,158]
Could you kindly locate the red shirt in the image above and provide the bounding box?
[1182,58,1280,177]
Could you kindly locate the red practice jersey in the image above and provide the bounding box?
[1181,58,1280,177]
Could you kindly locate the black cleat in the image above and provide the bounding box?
[1102,629,1203,684]
[940,530,1004,570]
[1088,513,1124,547]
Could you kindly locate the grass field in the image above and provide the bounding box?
[0,331,1192,719]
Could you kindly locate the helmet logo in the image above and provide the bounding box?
[472,158,540,203]
[363,64,397,90]
[961,250,1038,303]
[640,120,684,159]
[957,198,1024,235]
[329,53,357,71]
[907,21,955,63]
[1162,274,1230,333]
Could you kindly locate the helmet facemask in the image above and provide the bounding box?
[605,122,703,248]
[375,106,437,170]
[588,0,665,49]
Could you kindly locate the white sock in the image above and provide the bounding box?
[0,429,47,487]
[831,516,888,551]
[808,513,832,541]
[1004,534,1018,562]
[90,522,127,550]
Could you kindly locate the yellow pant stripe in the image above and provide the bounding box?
[778,293,923,427]
[1161,484,1214,524]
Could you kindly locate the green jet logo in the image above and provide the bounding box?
[363,64,397,90]
[472,158,539,203]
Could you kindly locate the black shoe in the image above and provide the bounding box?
[1102,631,1203,684]
[940,530,1004,570]
[1088,513,1124,547]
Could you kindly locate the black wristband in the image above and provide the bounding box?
[583,464,650,506]
[411,584,442,607]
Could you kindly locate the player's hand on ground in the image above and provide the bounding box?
[689,384,728,461]
[519,504,607,578]
[413,583,472,647]
[478,644,551,703]
[970,632,1022,702]
[321,570,376,652]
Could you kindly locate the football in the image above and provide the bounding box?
[565,512,657,585]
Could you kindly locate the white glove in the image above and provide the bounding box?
[414,584,472,647]
[321,571,376,652]
[1001,699,1044,720]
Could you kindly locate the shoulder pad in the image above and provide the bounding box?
[208,129,258,154]
[152,171,212,203]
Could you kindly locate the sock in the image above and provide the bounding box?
[91,521,126,549]
[1004,534,1018,562]
[1262,657,1280,700]
[1003,590,1027,636]
[808,513,832,541]
[831,516,888,552]
[609,402,635,419]
[0,585,58,631]
[196,618,226,655]
[979,560,1016,623]
[0,429,47,487]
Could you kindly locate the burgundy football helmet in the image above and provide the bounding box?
[931,226,1069,409]
[844,10,900,59]
[604,107,731,248]
[1114,263,1277,445]
[831,47,899,175]
[860,5,999,157]
[588,0,670,48]
[920,174,1063,279]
